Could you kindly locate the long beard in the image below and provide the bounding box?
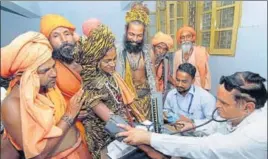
[155,54,165,66]
[123,35,144,53]
[181,41,193,54]
[52,43,75,64]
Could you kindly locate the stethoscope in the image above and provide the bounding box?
[175,86,195,115]
[170,107,248,135]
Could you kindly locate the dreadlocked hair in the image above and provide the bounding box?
[125,3,150,26]
[74,24,115,90]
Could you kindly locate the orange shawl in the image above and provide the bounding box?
[55,60,82,102]
[112,72,134,105]
[54,60,88,145]
[1,31,65,158]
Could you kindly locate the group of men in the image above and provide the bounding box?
[1,2,267,159]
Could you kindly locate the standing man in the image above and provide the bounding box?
[1,31,91,158]
[40,14,87,144]
[164,63,216,127]
[173,26,211,91]
[151,31,176,93]
[116,2,158,123]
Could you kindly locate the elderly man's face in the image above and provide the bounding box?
[37,58,57,90]
[154,42,168,55]
[216,85,248,120]
[49,27,75,50]
[180,30,193,43]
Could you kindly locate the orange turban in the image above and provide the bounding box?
[1,32,64,158]
[82,18,101,37]
[40,14,75,38]
[152,32,174,50]
[176,26,196,44]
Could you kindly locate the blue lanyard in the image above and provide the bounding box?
[176,86,195,114]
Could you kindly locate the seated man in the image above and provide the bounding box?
[1,31,91,159]
[164,63,216,127]
[117,71,268,159]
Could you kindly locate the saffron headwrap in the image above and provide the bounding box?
[40,14,75,38]
[1,31,66,158]
[176,26,196,44]
[152,31,174,50]
[82,18,102,37]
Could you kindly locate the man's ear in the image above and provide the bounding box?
[192,77,195,84]
[245,102,255,113]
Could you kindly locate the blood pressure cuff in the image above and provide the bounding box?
[104,115,129,141]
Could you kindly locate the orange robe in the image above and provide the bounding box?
[3,87,91,159]
[54,60,87,147]
[173,45,211,90]
[156,60,171,92]
[1,31,90,159]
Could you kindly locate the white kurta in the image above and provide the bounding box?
[150,108,267,159]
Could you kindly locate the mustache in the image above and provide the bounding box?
[181,41,193,53]
[123,35,144,53]
[54,43,75,55]
[52,43,75,64]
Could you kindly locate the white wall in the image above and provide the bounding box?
[37,1,127,43]
[1,10,40,47]
[209,1,267,95]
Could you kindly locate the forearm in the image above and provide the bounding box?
[200,76,206,89]
[92,102,113,122]
[198,66,207,89]
[168,75,176,86]
[32,115,73,159]
[150,133,210,158]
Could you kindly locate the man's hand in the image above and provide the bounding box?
[176,121,195,132]
[66,89,86,119]
[116,124,151,145]
[177,115,192,123]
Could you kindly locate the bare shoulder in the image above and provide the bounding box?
[1,95,20,124]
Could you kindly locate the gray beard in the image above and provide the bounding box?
[181,42,193,54]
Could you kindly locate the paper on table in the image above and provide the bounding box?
[107,140,136,159]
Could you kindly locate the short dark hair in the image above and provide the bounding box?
[220,71,267,109]
[0,77,10,89]
[176,63,196,79]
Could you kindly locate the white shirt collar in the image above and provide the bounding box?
[226,108,266,132]
[175,85,195,96]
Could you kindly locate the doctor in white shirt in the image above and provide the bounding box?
[117,71,268,159]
